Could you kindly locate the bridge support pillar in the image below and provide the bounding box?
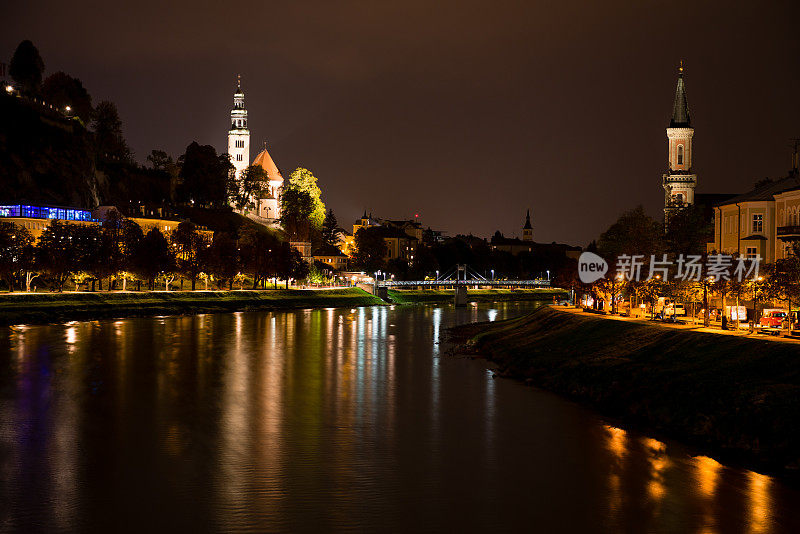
[375,285,389,301]
[454,284,468,307]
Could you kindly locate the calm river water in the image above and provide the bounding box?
[1,302,799,532]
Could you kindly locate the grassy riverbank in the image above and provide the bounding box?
[387,288,567,305]
[452,306,800,477]
[0,288,386,325]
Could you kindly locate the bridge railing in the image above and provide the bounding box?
[377,279,551,287]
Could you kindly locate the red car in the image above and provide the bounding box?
[760,310,787,328]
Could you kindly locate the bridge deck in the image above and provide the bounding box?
[377,280,551,287]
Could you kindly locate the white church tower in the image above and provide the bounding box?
[662,62,697,224]
[227,75,249,180]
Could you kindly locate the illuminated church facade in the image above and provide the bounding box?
[227,76,284,222]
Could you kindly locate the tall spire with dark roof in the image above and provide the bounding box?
[523,209,532,230]
[670,61,690,128]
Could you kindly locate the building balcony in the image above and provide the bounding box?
[777,226,800,240]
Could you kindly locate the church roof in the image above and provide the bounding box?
[523,209,532,230]
[670,64,691,128]
[252,146,283,183]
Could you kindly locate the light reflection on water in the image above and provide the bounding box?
[0,302,798,532]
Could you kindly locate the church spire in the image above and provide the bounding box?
[670,61,690,128]
[522,209,533,241]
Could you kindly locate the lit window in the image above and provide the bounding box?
[752,214,763,233]
[746,247,757,259]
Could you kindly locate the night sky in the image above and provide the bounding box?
[3,1,800,245]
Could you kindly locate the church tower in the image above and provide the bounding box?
[227,75,250,180]
[522,209,533,241]
[662,62,697,223]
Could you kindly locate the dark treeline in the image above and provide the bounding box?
[0,215,309,293]
[1,40,235,211]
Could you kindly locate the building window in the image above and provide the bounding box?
[752,214,763,233]
[677,145,684,165]
[236,154,243,161]
[746,247,757,259]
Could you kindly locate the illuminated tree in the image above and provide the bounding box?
[321,209,339,247]
[0,222,33,291]
[279,185,314,241]
[202,232,239,289]
[228,164,269,212]
[171,221,207,290]
[287,167,325,228]
[36,221,77,291]
[137,228,175,290]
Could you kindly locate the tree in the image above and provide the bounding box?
[273,242,309,289]
[239,225,281,288]
[137,228,175,290]
[665,204,713,256]
[36,221,76,291]
[93,101,131,162]
[228,164,268,212]
[287,167,325,228]
[171,221,207,290]
[597,206,664,262]
[42,71,93,121]
[0,222,33,291]
[279,185,315,241]
[205,232,239,289]
[119,219,143,289]
[146,150,173,171]
[353,226,388,272]
[70,224,102,289]
[10,40,44,95]
[321,209,339,247]
[177,142,232,206]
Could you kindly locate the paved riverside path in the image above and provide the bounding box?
[556,305,800,345]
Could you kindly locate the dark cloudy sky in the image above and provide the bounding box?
[3,1,800,245]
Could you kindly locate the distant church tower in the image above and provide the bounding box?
[662,62,697,223]
[522,209,533,241]
[227,75,250,180]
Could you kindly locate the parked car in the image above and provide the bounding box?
[759,309,788,328]
[659,303,686,319]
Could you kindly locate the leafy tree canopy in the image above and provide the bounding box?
[178,142,232,207]
[288,167,325,228]
[92,100,131,162]
[10,40,44,94]
[42,71,93,121]
[597,206,664,263]
[279,185,315,241]
[353,226,388,272]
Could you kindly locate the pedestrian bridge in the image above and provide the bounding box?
[373,264,551,306]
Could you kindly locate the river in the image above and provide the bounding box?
[1,302,799,532]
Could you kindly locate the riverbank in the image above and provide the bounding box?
[387,288,567,304]
[0,288,385,325]
[451,305,800,478]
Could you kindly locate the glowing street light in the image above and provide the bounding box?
[5,85,13,94]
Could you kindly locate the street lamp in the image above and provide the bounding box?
[491,269,494,281]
